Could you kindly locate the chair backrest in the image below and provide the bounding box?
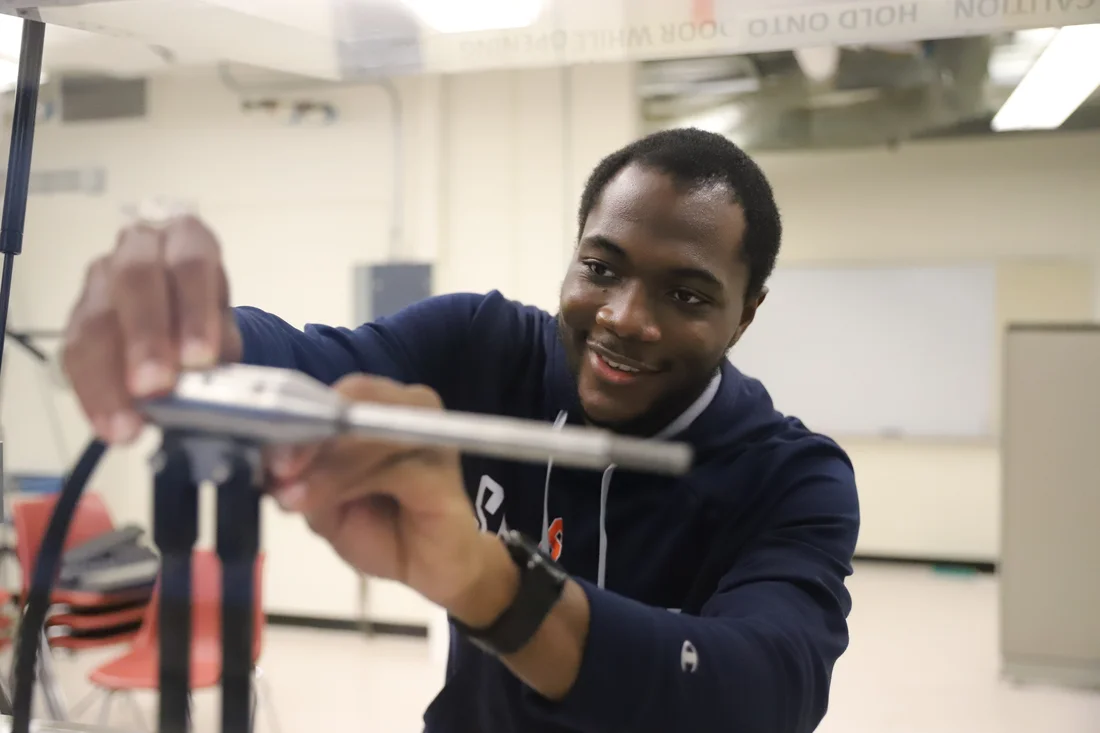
[133,549,266,664]
[11,493,116,593]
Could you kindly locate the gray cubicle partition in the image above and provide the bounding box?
[1002,325,1100,689]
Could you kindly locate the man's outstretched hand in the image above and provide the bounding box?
[266,373,520,628]
[270,374,589,701]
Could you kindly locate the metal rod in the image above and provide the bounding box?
[215,453,261,733]
[153,443,199,733]
[343,402,694,475]
[0,18,45,357]
[0,18,45,534]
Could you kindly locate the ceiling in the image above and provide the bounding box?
[0,3,1096,145]
[639,30,1100,150]
[2,0,1100,81]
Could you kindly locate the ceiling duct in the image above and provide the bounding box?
[641,36,996,151]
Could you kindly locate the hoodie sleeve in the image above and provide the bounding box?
[525,455,860,733]
[232,291,496,404]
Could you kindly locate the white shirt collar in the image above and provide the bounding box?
[654,370,722,440]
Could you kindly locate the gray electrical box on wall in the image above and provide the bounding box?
[353,263,433,325]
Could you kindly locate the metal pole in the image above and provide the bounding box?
[0,18,46,527]
[0,17,46,728]
[0,17,46,377]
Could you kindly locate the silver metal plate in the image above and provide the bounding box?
[140,363,344,445]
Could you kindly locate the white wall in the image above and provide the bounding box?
[753,134,1100,562]
[2,59,1099,625]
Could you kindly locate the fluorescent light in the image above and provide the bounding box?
[402,0,543,34]
[992,23,1100,132]
[987,27,1058,86]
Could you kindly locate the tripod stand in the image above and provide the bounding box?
[152,433,261,733]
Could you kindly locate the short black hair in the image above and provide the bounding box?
[577,127,782,299]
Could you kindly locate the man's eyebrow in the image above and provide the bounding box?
[580,234,627,259]
[581,234,725,290]
[667,266,724,290]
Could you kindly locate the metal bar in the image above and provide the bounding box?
[142,375,694,476]
[0,17,45,547]
[215,452,261,733]
[152,443,199,733]
[343,402,693,475]
[0,18,45,372]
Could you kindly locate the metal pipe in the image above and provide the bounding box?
[0,17,45,535]
[141,365,694,476]
[343,402,693,475]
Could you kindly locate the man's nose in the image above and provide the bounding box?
[595,285,661,342]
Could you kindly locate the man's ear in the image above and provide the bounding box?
[727,286,768,350]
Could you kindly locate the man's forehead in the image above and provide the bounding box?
[587,166,746,254]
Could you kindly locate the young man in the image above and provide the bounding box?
[61,128,860,733]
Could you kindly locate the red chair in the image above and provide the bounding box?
[11,494,153,649]
[12,493,115,590]
[75,550,278,732]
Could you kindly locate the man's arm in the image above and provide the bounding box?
[232,291,494,399]
[450,468,859,733]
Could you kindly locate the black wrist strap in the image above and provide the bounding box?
[451,531,567,656]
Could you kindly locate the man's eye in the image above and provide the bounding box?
[583,261,615,279]
[671,290,704,305]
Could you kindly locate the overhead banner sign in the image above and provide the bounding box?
[1,0,1098,78]
[418,0,1100,72]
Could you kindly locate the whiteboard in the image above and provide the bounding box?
[730,264,996,438]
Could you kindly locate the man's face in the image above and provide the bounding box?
[559,163,764,433]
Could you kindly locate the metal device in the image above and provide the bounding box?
[133,363,694,733]
[140,363,695,475]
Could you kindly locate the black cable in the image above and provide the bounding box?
[11,438,106,733]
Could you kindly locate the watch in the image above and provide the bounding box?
[450,529,569,656]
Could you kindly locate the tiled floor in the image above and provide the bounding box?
[23,562,1100,732]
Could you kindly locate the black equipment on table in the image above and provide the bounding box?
[56,526,159,593]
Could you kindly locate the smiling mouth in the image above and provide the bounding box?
[600,353,640,373]
[586,342,658,375]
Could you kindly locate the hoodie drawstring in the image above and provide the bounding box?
[543,372,719,590]
[543,411,615,590]
[540,411,570,555]
[597,464,616,589]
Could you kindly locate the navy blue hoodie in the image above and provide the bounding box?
[234,290,860,733]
